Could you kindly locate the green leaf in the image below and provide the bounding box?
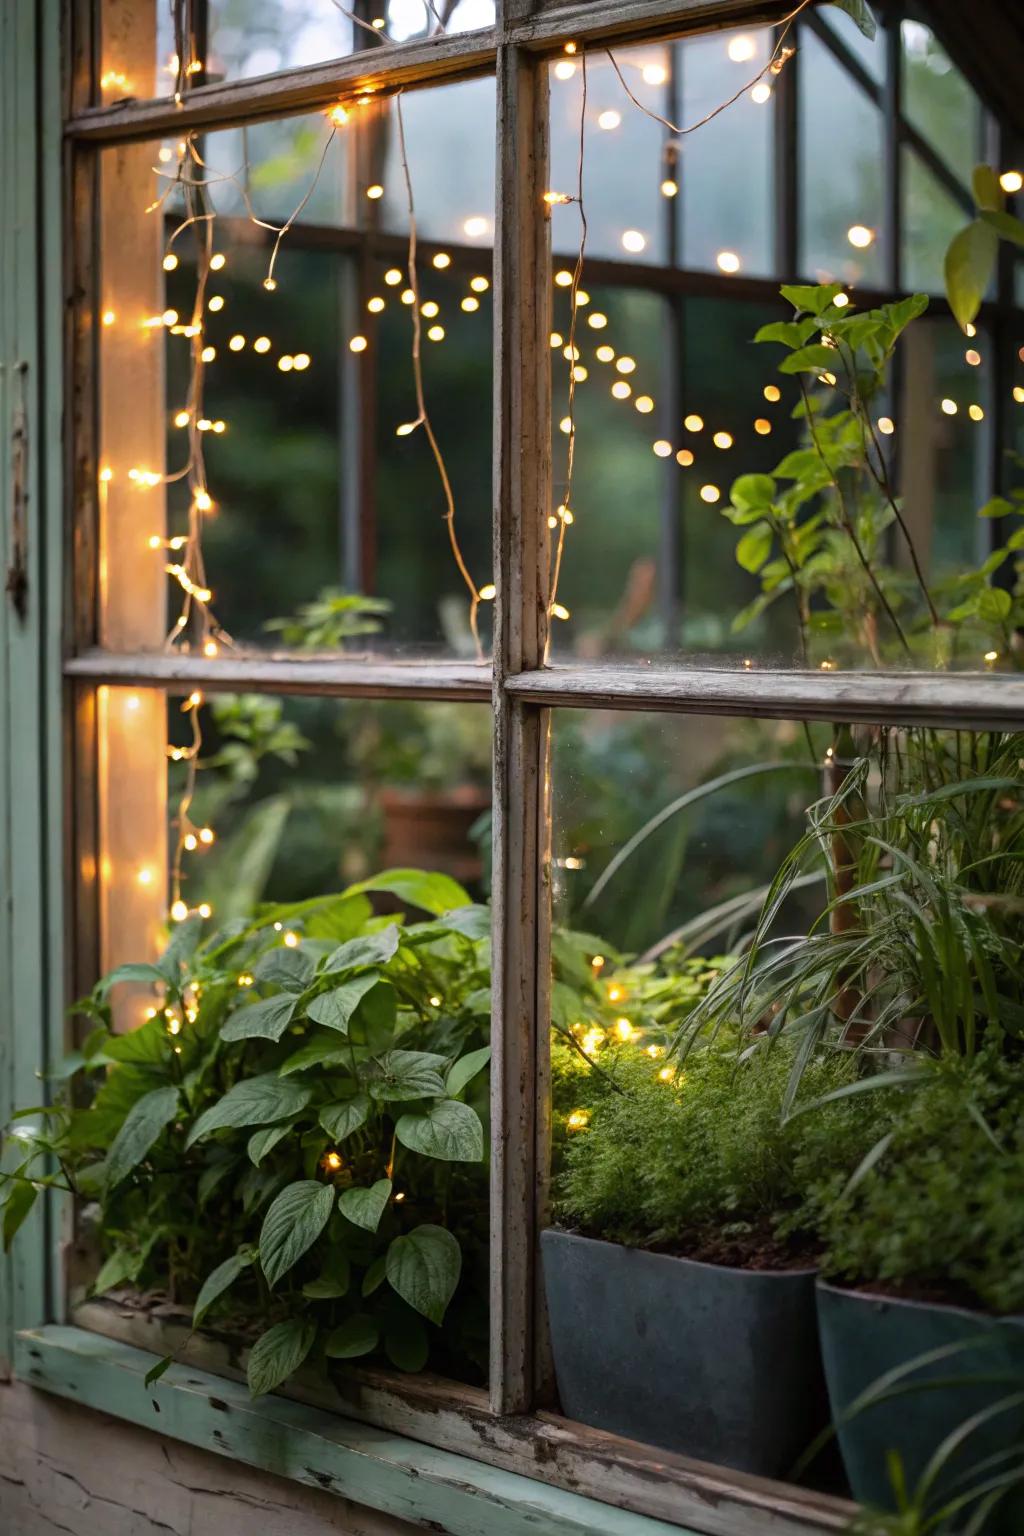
[780,283,844,315]
[93,1247,137,1294]
[302,1252,350,1298]
[324,925,400,974]
[144,1355,173,1388]
[386,1224,461,1325]
[395,1100,484,1163]
[278,1033,353,1076]
[978,496,1015,519]
[339,1178,392,1233]
[252,947,315,992]
[247,1123,293,1166]
[367,1050,447,1102]
[325,1313,379,1358]
[186,1074,312,1149]
[97,963,167,997]
[753,319,817,348]
[445,1046,491,1099]
[105,1085,179,1191]
[384,1308,429,1373]
[735,524,772,574]
[944,219,998,331]
[777,343,840,375]
[193,1249,256,1327]
[345,869,470,917]
[2,1180,37,1251]
[730,473,776,511]
[828,0,876,40]
[972,164,1003,214]
[247,1318,316,1398]
[306,973,380,1035]
[220,992,298,1043]
[979,209,1024,248]
[319,1094,371,1142]
[977,586,1012,622]
[103,1016,172,1066]
[259,1179,335,1288]
[362,1253,387,1297]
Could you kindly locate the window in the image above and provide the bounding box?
[9,0,1024,1532]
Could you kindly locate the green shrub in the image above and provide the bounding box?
[553,1028,881,1261]
[800,1049,1024,1314]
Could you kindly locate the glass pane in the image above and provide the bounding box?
[95,81,495,660]
[903,147,974,296]
[817,6,885,82]
[902,18,982,189]
[799,27,885,286]
[99,0,494,104]
[545,708,1024,1507]
[75,684,491,1382]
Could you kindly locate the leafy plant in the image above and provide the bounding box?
[943,166,1024,333]
[723,284,1024,668]
[265,588,392,650]
[1,869,493,1394]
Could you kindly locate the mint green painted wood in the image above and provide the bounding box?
[16,1326,694,1536]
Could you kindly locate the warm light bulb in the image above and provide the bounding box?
[559,415,572,433]
[965,349,981,367]
[102,309,116,326]
[366,183,384,200]
[1013,386,1024,404]
[716,250,741,273]
[596,345,614,362]
[170,900,189,922]
[700,483,721,503]
[763,384,781,403]
[283,930,299,948]
[554,269,574,287]
[642,63,667,85]
[713,431,733,449]
[421,300,439,318]
[550,332,564,348]
[292,353,310,371]
[615,356,636,374]
[878,416,894,435]
[329,104,350,126]
[999,170,1023,194]
[184,832,198,851]
[684,413,704,432]
[660,178,678,198]
[368,296,385,313]
[400,289,415,305]
[750,81,771,104]
[432,252,451,269]
[210,253,226,271]
[553,60,576,80]
[847,224,874,249]
[470,276,489,293]
[463,216,488,237]
[173,409,190,428]
[229,334,245,351]
[479,583,496,600]
[832,292,850,308]
[198,903,212,919]
[263,277,277,292]
[611,380,631,399]
[635,395,654,413]
[427,324,445,341]
[384,268,403,286]
[253,336,271,353]
[754,418,771,435]
[461,296,479,312]
[163,253,178,272]
[676,448,694,466]
[573,289,590,306]
[136,866,155,887]
[727,34,756,62]
[207,295,224,312]
[940,397,958,415]
[587,312,607,329]
[567,1109,590,1131]
[621,229,646,254]
[201,345,216,363]
[968,403,984,421]
[349,336,367,352]
[598,109,621,131]
[572,364,588,381]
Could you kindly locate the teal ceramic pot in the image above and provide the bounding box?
[816,1279,1024,1532]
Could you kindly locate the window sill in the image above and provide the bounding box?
[16,1317,854,1536]
[15,1324,688,1536]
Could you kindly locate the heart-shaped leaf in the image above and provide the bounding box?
[193,1248,256,1327]
[247,1123,293,1166]
[339,1178,392,1233]
[247,1318,316,1398]
[221,992,298,1043]
[445,1046,491,1100]
[105,1085,180,1191]
[386,1224,461,1325]
[325,1313,379,1359]
[278,1033,353,1076]
[186,1075,311,1148]
[259,1179,335,1289]
[97,962,167,997]
[252,947,316,992]
[319,1093,371,1142]
[324,925,400,975]
[345,869,470,916]
[306,973,380,1034]
[945,219,998,332]
[395,1100,483,1163]
[367,1050,447,1102]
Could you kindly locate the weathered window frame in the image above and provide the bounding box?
[4,1,1024,1533]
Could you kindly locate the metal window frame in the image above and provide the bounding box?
[41,1,1024,1532]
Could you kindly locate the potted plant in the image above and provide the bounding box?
[542,937,880,1477]
[1,868,495,1393]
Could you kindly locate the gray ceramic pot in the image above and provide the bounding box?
[817,1280,1024,1533]
[541,1228,827,1476]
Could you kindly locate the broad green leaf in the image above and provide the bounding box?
[93,1246,137,1293]
[979,209,1024,248]
[144,1355,173,1388]
[445,1046,491,1100]
[979,496,1014,519]
[103,1016,172,1066]
[362,1253,387,1297]
[247,1123,293,1166]
[302,1250,350,1299]
[279,1033,352,1076]
[2,1180,37,1251]
[878,293,928,338]
[735,524,772,574]
[220,992,298,1043]
[247,1318,316,1398]
[386,1224,461,1325]
[395,1100,484,1163]
[945,219,998,331]
[348,980,397,1051]
[97,963,167,997]
[319,1093,371,1141]
[306,973,380,1035]
[780,282,844,315]
[384,1309,429,1373]
[977,586,1012,623]
[324,925,400,974]
[778,343,840,375]
[339,1178,392,1233]
[105,1085,180,1191]
[730,473,776,510]
[325,1313,379,1358]
[193,1248,256,1327]
[828,0,876,40]
[367,1050,447,1102]
[186,1074,312,1148]
[198,1154,238,1205]
[259,1179,335,1288]
[345,868,470,917]
[972,164,1003,213]
[252,946,315,992]
[753,319,816,348]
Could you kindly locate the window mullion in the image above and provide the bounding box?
[489,38,551,1416]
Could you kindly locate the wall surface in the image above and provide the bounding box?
[0,1380,420,1536]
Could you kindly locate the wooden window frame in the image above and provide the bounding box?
[12,0,1022,1532]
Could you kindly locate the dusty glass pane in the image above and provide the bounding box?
[902,147,975,298]
[902,18,982,191]
[95,82,494,660]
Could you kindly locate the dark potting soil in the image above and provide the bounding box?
[569,1216,822,1272]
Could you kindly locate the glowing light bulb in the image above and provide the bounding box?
[598,109,621,130]
[754,418,772,435]
[615,356,636,375]
[999,170,1023,194]
[207,295,224,312]
[184,833,198,851]
[635,395,654,413]
[421,300,440,318]
[432,252,451,269]
[676,448,694,466]
[136,866,155,887]
[563,344,580,361]
[763,384,781,403]
[716,250,741,273]
[847,224,874,249]
[559,415,572,433]
[968,403,985,421]
[366,183,384,200]
[400,289,415,305]
[263,277,277,292]
[292,353,310,371]
[660,178,678,198]
[713,430,733,449]
[573,289,590,306]
[384,268,403,286]
[750,81,771,104]
[368,296,385,313]
[283,930,299,948]
[878,416,894,435]
[553,60,576,80]
[642,63,667,85]
[621,229,647,254]
[163,253,178,272]
[700,483,721,503]
[727,34,756,62]
[102,309,116,326]
[427,324,445,341]
[564,41,577,54]
[833,292,850,308]
[329,104,350,126]
[201,345,216,363]
[461,296,479,312]
[652,440,672,458]
[551,602,570,620]
[941,397,958,415]
[543,191,571,206]
[210,253,226,271]
[324,1150,343,1171]
[479,583,496,600]
[572,364,588,381]
[170,900,189,922]
[567,1109,590,1130]
[198,903,212,920]
[611,380,632,399]
[199,827,214,845]
[596,345,614,362]
[173,409,190,428]
[1013,387,1024,404]
[470,276,489,293]
[554,270,573,287]
[463,216,488,237]
[965,349,981,367]
[684,413,704,432]
[229,334,245,351]
[253,336,271,353]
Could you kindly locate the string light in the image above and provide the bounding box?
[201,345,216,362]
[878,416,895,435]
[384,268,403,285]
[750,81,771,104]
[615,356,636,374]
[999,170,1023,193]
[229,334,245,351]
[652,440,672,457]
[102,309,116,326]
[642,63,667,85]
[554,60,577,80]
[173,409,190,428]
[684,413,704,432]
[478,583,496,600]
[754,417,771,435]
[833,292,850,308]
[595,345,614,362]
[716,250,741,273]
[713,430,733,449]
[727,34,756,62]
[763,384,781,403]
[965,349,981,367]
[170,900,189,923]
[550,332,564,348]
[700,484,721,503]
[461,296,479,312]
[210,253,226,271]
[283,930,300,948]
[427,325,445,341]
[463,216,488,237]
[587,312,607,329]
[676,448,694,466]
[544,191,572,206]
[421,300,440,318]
[968,404,984,421]
[207,295,225,312]
[555,270,574,287]
[162,253,179,272]
[470,276,489,293]
[368,296,385,313]
[941,398,958,415]
[660,178,678,197]
[635,395,654,413]
[598,110,622,131]
[573,289,590,306]
[1013,387,1024,404]
[366,183,384,200]
[611,380,632,399]
[621,229,646,253]
[432,252,451,269]
[847,224,874,248]
[253,336,271,353]
[400,288,415,305]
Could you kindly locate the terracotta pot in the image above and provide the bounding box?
[377,784,489,886]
